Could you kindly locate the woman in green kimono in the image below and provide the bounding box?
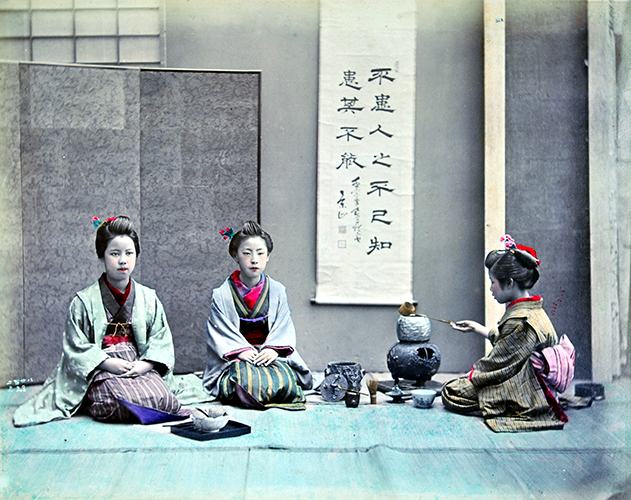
[13,216,203,427]
[441,235,567,432]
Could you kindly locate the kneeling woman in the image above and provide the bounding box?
[442,235,567,432]
[13,217,192,427]
[203,222,313,410]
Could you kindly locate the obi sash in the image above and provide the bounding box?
[229,275,270,346]
[98,274,136,348]
[531,334,576,393]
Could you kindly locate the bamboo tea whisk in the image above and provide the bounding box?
[366,377,379,404]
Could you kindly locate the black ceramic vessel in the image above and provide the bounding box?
[387,341,441,385]
[387,315,441,386]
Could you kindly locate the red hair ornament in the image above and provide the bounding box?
[92,216,118,230]
[500,234,541,267]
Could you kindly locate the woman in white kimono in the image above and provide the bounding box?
[13,216,206,427]
[203,221,313,410]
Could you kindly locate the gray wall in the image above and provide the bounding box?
[506,0,591,377]
[165,0,487,375]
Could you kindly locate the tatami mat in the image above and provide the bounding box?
[1,375,629,500]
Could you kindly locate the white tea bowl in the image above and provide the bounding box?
[411,389,437,409]
[190,407,230,432]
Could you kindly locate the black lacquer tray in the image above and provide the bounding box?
[170,420,251,441]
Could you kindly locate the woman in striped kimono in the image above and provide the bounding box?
[203,221,313,410]
[13,216,199,427]
[441,235,567,432]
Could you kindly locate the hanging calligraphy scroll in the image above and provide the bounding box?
[315,0,416,305]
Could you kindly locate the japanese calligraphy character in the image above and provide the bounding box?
[353,221,362,242]
[369,124,393,138]
[372,153,391,168]
[368,68,395,85]
[371,94,394,113]
[336,127,363,142]
[339,70,362,90]
[337,190,346,208]
[367,180,394,196]
[371,209,392,225]
[367,237,393,255]
[337,152,366,169]
[337,97,364,113]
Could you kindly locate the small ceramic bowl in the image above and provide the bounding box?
[411,389,437,408]
[190,407,230,432]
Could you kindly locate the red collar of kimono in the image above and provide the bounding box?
[230,270,266,310]
[508,295,542,309]
[105,275,131,306]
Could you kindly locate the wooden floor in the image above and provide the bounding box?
[1,374,630,500]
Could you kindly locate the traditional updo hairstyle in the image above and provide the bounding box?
[228,221,274,258]
[485,245,540,290]
[95,216,141,259]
